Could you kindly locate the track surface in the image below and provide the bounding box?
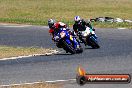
[0,24,132,88]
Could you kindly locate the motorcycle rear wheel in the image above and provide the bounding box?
[90,38,100,49]
[86,36,100,49]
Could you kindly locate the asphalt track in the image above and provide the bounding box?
[0,24,132,88]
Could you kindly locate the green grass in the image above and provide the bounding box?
[0,45,53,59]
[0,0,132,28]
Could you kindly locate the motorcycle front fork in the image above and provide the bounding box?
[79,36,87,46]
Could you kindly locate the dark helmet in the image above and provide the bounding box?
[48,19,55,28]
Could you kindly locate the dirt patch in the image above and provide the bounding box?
[0,45,58,59]
[0,82,62,88]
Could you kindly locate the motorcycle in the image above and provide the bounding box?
[54,28,83,54]
[78,27,100,49]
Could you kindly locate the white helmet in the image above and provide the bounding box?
[74,16,81,22]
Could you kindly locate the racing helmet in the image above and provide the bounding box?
[48,19,55,28]
[74,16,81,22]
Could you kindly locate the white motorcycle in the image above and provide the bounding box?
[78,27,100,49]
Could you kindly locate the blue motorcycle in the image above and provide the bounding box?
[54,28,83,54]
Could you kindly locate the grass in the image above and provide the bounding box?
[0,82,61,88]
[0,45,54,59]
[92,22,132,29]
[0,0,131,28]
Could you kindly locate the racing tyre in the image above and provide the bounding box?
[62,40,76,54]
[87,36,100,49]
[76,47,83,54]
[90,37,100,49]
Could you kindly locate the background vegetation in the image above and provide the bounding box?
[0,0,131,28]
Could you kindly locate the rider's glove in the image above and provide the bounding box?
[54,36,60,41]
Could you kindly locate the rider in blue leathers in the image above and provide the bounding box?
[48,19,80,51]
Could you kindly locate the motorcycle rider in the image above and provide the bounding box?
[73,16,95,45]
[48,19,76,40]
[48,19,68,40]
[48,19,80,52]
[48,19,56,40]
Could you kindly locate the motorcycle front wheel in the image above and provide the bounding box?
[86,36,100,49]
[61,40,76,54]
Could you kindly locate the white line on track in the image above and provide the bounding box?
[0,82,43,87]
[0,23,32,27]
[45,79,76,83]
[40,26,49,29]
[0,50,60,61]
[0,79,76,87]
[0,23,49,28]
[117,28,127,30]
[1,25,32,28]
